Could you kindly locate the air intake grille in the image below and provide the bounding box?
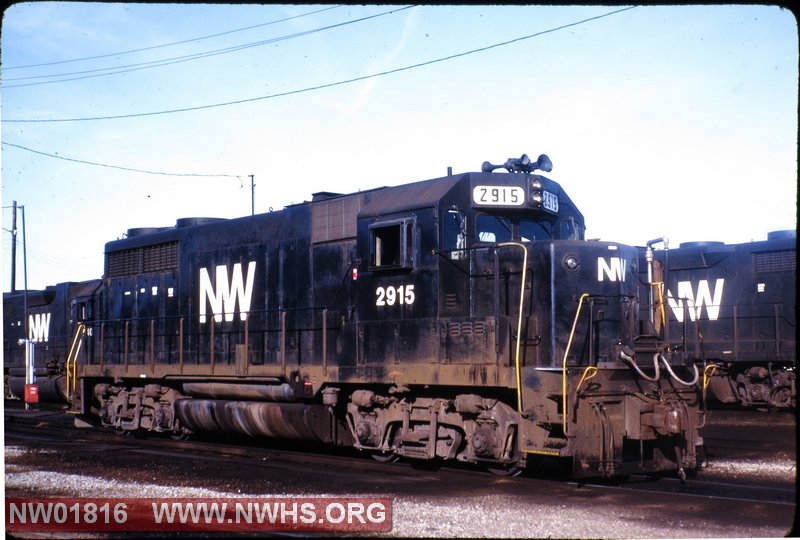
[106,242,179,277]
[312,194,364,243]
[752,249,796,273]
[106,248,141,277]
[448,321,486,336]
[668,253,708,271]
[143,242,179,272]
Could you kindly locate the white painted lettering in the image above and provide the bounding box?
[597,257,626,282]
[375,284,416,307]
[199,261,257,323]
[28,313,51,343]
[667,278,724,322]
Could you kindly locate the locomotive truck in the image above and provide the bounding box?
[7,154,705,478]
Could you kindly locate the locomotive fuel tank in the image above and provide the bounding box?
[174,399,340,443]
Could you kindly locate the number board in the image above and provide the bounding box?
[542,191,559,213]
[472,186,525,207]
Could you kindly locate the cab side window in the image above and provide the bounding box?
[443,209,466,260]
[370,218,415,269]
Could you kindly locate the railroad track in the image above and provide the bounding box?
[578,471,795,506]
[6,403,796,538]
[5,402,794,507]
[4,402,427,480]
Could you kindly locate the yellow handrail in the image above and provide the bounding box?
[651,281,666,328]
[703,364,718,390]
[498,242,528,414]
[576,365,598,393]
[65,324,86,398]
[562,293,590,435]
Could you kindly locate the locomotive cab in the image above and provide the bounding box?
[348,155,702,477]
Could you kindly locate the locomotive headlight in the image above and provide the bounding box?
[563,254,580,272]
[530,192,543,207]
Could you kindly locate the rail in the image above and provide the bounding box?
[703,364,718,388]
[497,242,529,415]
[561,293,590,436]
[644,299,795,362]
[651,281,666,329]
[64,323,86,399]
[576,365,598,393]
[83,305,336,377]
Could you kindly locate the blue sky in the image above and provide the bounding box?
[1,3,797,290]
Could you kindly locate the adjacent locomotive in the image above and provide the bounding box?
[640,231,796,410]
[13,154,706,479]
[3,280,99,401]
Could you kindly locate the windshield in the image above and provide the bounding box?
[519,219,550,242]
[477,215,512,243]
[561,217,583,240]
[476,215,551,243]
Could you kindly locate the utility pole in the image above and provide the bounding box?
[250,174,255,216]
[21,204,28,323]
[11,200,17,292]
[4,201,35,408]
[19,204,34,410]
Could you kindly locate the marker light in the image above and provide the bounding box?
[529,177,544,207]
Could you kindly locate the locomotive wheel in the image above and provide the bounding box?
[366,422,400,462]
[370,451,400,463]
[170,430,191,441]
[769,387,793,410]
[485,463,523,477]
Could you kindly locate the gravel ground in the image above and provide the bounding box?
[3,464,790,538]
[4,443,796,539]
[700,456,796,483]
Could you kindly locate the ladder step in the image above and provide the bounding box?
[399,446,429,459]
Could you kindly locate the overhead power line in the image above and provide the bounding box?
[3,5,415,88]
[2,239,99,275]
[2,141,242,179]
[3,6,636,124]
[3,5,344,71]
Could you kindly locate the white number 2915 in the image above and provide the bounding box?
[376,285,416,306]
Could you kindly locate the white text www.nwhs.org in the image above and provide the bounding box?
[151,501,388,525]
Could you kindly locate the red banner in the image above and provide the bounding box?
[6,497,392,532]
